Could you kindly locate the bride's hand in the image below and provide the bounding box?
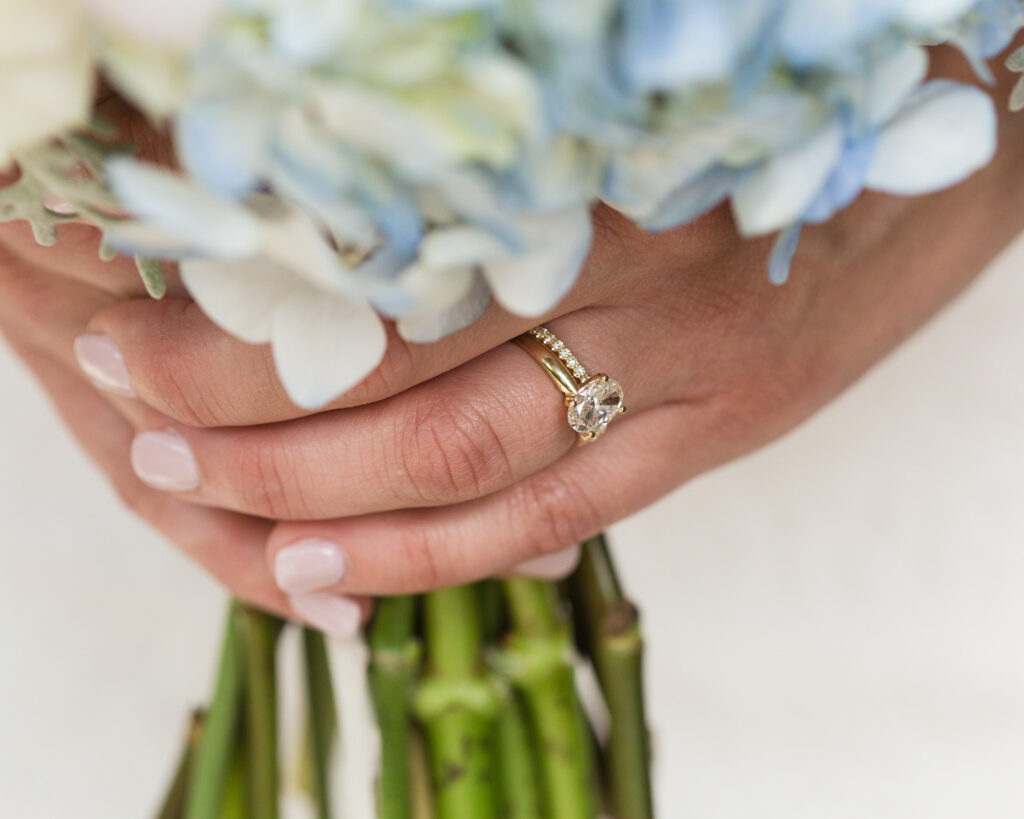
[67,122,1024,615]
[5,48,1024,637]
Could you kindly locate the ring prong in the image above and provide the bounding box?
[620,405,628,414]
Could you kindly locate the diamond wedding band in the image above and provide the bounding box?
[513,327,626,443]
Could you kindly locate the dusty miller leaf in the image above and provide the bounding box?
[134,256,167,299]
[0,172,75,245]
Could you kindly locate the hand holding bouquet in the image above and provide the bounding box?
[4,1,1024,817]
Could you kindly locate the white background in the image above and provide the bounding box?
[2,234,1024,818]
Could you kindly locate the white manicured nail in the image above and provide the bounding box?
[510,544,582,580]
[289,593,361,639]
[274,538,348,593]
[130,429,200,491]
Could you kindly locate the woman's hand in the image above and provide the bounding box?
[62,111,1024,600]
[5,47,1024,635]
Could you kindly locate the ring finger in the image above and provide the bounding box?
[126,310,663,521]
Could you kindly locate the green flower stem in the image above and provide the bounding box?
[570,535,654,819]
[218,730,248,819]
[416,586,499,819]
[236,606,283,819]
[494,689,542,819]
[409,729,436,819]
[302,628,336,819]
[500,579,596,819]
[186,603,244,819]
[369,596,420,819]
[156,711,204,819]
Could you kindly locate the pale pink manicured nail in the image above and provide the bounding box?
[73,334,136,397]
[130,429,200,491]
[274,538,348,593]
[511,544,582,580]
[289,593,361,640]
[43,193,77,215]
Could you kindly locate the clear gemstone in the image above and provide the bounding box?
[567,377,623,438]
[551,341,564,351]
[573,367,587,379]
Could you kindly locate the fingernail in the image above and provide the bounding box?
[73,334,136,397]
[274,538,348,593]
[130,429,200,491]
[289,592,361,640]
[43,193,77,215]
[511,544,582,580]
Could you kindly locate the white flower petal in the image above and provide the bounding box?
[271,290,386,409]
[0,0,92,164]
[420,225,509,269]
[259,205,361,296]
[866,80,997,195]
[181,258,295,343]
[896,0,976,28]
[107,159,262,257]
[74,0,222,48]
[863,44,929,127]
[326,638,379,819]
[731,121,843,236]
[397,269,492,343]
[482,207,593,317]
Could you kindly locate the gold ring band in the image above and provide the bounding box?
[514,326,626,443]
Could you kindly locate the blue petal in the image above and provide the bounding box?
[641,164,744,232]
[802,133,877,224]
[768,222,803,285]
[176,95,269,199]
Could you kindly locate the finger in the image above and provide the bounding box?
[81,208,642,427]
[84,294,581,427]
[0,251,153,427]
[0,218,187,298]
[263,401,696,596]
[504,544,582,580]
[128,310,658,521]
[12,339,368,635]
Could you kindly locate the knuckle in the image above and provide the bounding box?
[145,356,232,428]
[117,300,238,427]
[394,526,446,591]
[394,397,513,506]
[339,331,416,406]
[112,475,160,521]
[515,471,601,557]
[234,439,314,520]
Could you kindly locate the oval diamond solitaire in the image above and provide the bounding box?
[567,375,624,440]
[514,328,626,443]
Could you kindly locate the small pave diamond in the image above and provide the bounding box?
[567,376,624,439]
[551,340,564,351]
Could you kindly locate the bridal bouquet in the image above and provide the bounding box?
[4,0,1024,817]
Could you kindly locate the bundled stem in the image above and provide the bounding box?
[236,606,282,819]
[570,535,654,819]
[155,711,204,819]
[500,579,595,819]
[217,731,248,819]
[494,688,542,819]
[369,596,420,819]
[302,628,336,819]
[408,729,436,819]
[186,603,244,819]
[415,586,499,819]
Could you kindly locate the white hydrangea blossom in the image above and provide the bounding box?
[3,0,1021,407]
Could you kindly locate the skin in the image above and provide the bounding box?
[3,46,1024,625]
